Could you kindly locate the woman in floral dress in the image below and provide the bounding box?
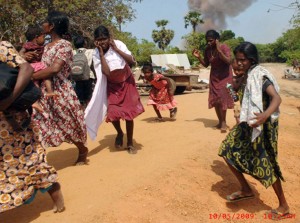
[32,11,88,165]
[0,41,64,213]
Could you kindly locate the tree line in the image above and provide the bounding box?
[1,0,299,67]
[0,0,140,44]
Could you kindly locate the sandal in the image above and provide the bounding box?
[265,209,291,220]
[151,118,165,123]
[226,191,254,203]
[170,107,177,119]
[115,133,124,148]
[127,145,137,154]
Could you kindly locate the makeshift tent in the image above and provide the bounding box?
[151,54,191,70]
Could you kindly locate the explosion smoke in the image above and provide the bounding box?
[188,0,258,31]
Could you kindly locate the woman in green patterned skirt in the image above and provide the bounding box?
[218,42,290,220]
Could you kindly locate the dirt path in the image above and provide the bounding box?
[1,63,299,223]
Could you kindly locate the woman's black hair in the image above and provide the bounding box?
[73,35,85,49]
[205,29,220,40]
[141,63,153,72]
[45,11,69,37]
[234,41,259,65]
[94,25,110,39]
[25,24,43,41]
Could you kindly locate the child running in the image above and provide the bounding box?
[20,25,56,101]
[141,63,177,122]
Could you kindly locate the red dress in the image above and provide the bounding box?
[147,74,177,110]
[204,44,234,110]
[106,64,144,121]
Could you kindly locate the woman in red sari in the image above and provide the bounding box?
[93,25,144,154]
[193,30,233,133]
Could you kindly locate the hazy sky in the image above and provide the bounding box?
[123,0,297,48]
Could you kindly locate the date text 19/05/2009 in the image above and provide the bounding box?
[208,213,296,220]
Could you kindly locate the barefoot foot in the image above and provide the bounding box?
[214,123,221,129]
[127,145,137,154]
[220,122,229,133]
[48,182,65,213]
[75,148,88,166]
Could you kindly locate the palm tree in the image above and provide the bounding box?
[152,20,174,51]
[113,2,135,32]
[184,11,204,33]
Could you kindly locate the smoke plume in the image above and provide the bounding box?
[188,0,257,31]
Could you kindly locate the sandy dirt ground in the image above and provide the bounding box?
[1,63,300,223]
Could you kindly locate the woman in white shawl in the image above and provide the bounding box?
[218,42,290,220]
[85,26,144,154]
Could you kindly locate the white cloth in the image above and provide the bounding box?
[240,65,280,142]
[84,48,107,140]
[104,40,132,71]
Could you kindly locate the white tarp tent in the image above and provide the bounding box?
[151,54,191,70]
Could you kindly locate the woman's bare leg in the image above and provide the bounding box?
[220,108,227,132]
[224,159,253,196]
[48,182,65,213]
[271,178,290,213]
[112,120,124,148]
[153,105,162,119]
[72,140,88,165]
[126,120,137,154]
[214,106,222,128]
[112,120,123,135]
[126,120,134,146]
